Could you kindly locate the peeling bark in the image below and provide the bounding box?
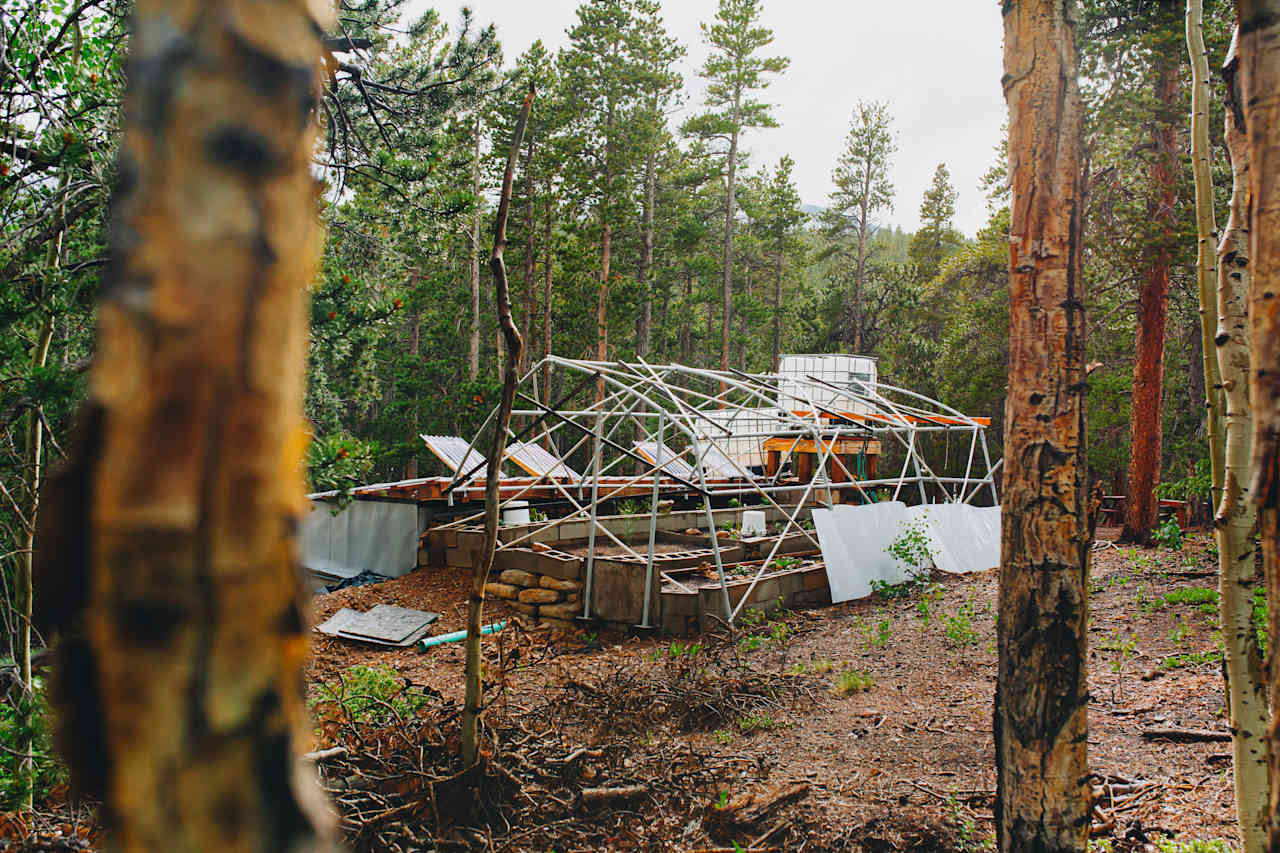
[996,2,1090,851]
[37,1,333,848]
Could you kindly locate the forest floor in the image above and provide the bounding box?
[298,526,1241,852]
[10,527,1241,851]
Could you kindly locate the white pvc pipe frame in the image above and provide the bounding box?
[438,356,1001,628]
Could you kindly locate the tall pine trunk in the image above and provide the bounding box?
[39,1,332,846]
[1121,62,1179,543]
[996,2,1090,850]
[597,220,611,400]
[1235,5,1280,848]
[541,185,553,414]
[720,96,741,393]
[854,174,870,353]
[679,271,693,366]
[773,250,783,372]
[406,305,421,479]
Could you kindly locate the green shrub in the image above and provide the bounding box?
[885,515,936,576]
[1153,517,1184,550]
[0,677,67,809]
[311,664,431,724]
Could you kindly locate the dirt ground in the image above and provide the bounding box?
[8,526,1241,851]
[301,526,1242,850]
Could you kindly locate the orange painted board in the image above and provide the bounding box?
[789,410,991,427]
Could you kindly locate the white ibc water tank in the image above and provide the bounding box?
[741,510,767,537]
[502,500,531,526]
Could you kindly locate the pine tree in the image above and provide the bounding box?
[631,0,684,358]
[824,100,895,352]
[908,162,961,280]
[744,157,806,370]
[682,0,788,381]
[559,0,649,397]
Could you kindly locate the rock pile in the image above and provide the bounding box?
[484,569,584,631]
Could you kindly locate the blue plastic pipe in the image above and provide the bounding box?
[416,620,506,652]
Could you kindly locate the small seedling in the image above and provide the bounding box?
[834,668,874,695]
[737,711,778,733]
[1153,517,1184,550]
[943,600,980,648]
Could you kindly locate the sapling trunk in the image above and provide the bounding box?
[461,86,533,767]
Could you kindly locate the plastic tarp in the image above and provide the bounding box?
[300,498,420,579]
[812,502,1000,603]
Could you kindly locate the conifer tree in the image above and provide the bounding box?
[745,157,806,370]
[559,0,648,397]
[632,0,684,358]
[682,0,788,381]
[824,101,895,353]
[909,162,961,281]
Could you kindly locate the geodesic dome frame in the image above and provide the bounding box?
[432,355,1002,628]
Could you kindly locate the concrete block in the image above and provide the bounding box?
[801,566,829,591]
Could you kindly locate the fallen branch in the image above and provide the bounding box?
[1140,727,1231,743]
[580,785,646,807]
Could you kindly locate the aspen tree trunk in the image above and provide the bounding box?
[17,24,78,801]
[16,314,53,810]
[1121,62,1179,544]
[38,1,333,848]
[637,149,656,359]
[461,88,531,767]
[470,115,482,380]
[1235,5,1280,849]
[1206,25,1268,852]
[996,2,1090,851]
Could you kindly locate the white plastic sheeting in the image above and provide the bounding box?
[299,498,420,579]
[813,502,1001,603]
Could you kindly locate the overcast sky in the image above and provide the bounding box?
[412,0,1007,237]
